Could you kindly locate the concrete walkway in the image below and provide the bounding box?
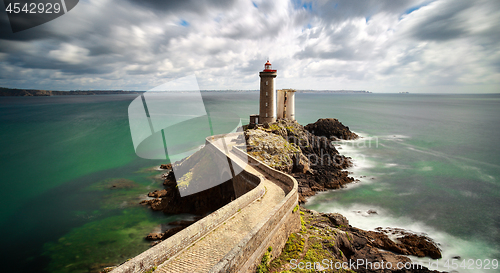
[155,136,286,273]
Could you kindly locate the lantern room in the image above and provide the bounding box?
[263,60,276,72]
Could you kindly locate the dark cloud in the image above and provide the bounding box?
[126,0,238,14]
[407,0,471,41]
[310,0,426,22]
[0,6,57,41]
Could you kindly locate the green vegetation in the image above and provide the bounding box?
[261,207,355,273]
[256,246,273,273]
[176,170,193,189]
[268,123,282,131]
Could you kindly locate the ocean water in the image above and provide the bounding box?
[299,93,500,272]
[0,93,498,272]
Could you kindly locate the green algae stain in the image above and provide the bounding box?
[43,166,173,273]
[42,208,167,273]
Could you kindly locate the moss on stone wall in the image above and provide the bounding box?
[259,207,354,273]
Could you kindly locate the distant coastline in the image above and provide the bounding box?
[0,87,144,96]
[0,87,371,96]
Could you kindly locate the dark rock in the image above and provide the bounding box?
[399,234,442,259]
[350,226,443,259]
[145,225,186,245]
[162,226,185,239]
[322,212,349,227]
[305,118,359,140]
[145,233,163,241]
[147,189,168,198]
[162,171,176,187]
[160,164,172,170]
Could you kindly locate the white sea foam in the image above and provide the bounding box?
[378,134,412,141]
[307,202,499,273]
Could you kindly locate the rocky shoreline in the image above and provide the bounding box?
[137,118,443,272]
[261,207,442,273]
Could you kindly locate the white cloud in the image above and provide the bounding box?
[0,0,498,93]
[49,43,90,65]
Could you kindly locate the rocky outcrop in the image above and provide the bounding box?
[140,146,236,215]
[245,128,309,173]
[141,176,235,215]
[305,118,359,140]
[246,119,355,203]
[159,163,172,170]
[264,208,443,273]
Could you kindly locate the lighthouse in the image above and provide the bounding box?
[259,60,277,123]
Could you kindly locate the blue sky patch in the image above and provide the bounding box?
[404,1,434,15]
[179,19,190,27]
[292,0,313,11]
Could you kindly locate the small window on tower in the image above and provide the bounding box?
[266,113,268,117]
[266,81,268,86]
[266,102,268,107]
[266,92,268,96]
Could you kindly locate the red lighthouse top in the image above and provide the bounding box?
[263,59,277,72]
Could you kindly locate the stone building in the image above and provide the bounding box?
[277,89,296,120]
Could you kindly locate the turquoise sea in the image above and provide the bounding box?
[0,93,498,272]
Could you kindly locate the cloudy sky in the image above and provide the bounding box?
[0,0,499,93]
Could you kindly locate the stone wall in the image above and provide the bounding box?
[111,137,264,273]
[233,170,259,198]
[111,134,300,273]
[209,147,300,273]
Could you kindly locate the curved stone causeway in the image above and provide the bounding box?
[111,133,300,273]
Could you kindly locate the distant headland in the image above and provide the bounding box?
[0,87,144,96]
